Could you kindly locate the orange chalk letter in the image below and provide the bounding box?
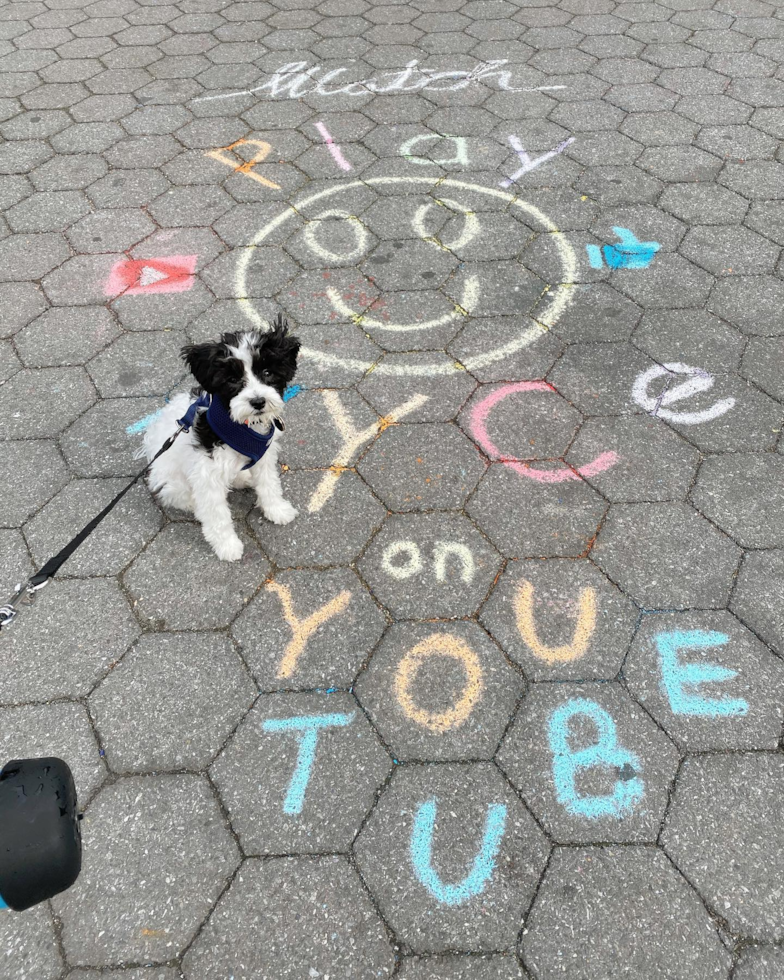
[267,581,352,679]
[514,580,597,664]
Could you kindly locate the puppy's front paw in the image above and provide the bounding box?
[214,536,245,562]
[264,500,298,525]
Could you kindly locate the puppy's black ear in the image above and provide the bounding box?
[181,342,222,391]
[266,315,301,380]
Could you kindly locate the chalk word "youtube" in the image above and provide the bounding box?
[195,60,565,103]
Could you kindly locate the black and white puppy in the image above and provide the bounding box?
[142,320,300,561]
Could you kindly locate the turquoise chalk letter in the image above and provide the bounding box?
[656,630,747,718]
[262,712,354,814]
[410,798,507,906]
[548,698,644,821]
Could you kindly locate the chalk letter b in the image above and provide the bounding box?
[656,630,748,718]
[410,798,507,906]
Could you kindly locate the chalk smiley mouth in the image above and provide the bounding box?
[324,276,481,332]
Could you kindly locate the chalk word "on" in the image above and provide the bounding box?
[395,633,484,734]
[548,698,644,821]
[263,712,354,814]
[514,580,597,664]
[105,256,198,297]
[657,629,748,718]
[382,540,475,584]
[205,138,280,189]
[632,362,736,425]
[265,580,352,680]
[195,60,566,104]
[469,382,619,483]
[307,390,429,513]
[586,227,660,270]
[411,798,507,906]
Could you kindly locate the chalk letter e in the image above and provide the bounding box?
[656,630,748,718]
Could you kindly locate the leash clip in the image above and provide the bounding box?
[0,577,51,630]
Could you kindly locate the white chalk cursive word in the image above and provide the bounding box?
[194,60,566,103]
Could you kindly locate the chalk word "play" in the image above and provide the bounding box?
[195,60,566,103]
[586,227,660,270]
[382,541,476,584]
[632,362,735,425]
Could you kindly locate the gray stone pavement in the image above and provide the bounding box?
[1,0,784,975]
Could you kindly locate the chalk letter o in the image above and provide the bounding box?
[382,540,423,580]
[394,633,483,733]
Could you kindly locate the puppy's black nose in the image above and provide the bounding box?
[249,397,266,411]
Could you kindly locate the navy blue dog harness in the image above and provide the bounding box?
[177,392,275,470]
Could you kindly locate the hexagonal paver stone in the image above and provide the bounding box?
[498,683,679,844]
[731,550,784,657]
[54,775,240,967]
[87,330,187,397]
[708,276,784,337]
[182,855,395,980]
[231,567,386,691]
[0,367,96,439]
[625,610,784,751]
[742,337,784,402]
[60,397,163,478]
[398,955,525,979]
[0,904,63,980]
[592,503,741,609]
[468,464,608,559]
[68,970,180,980]
[692,455,784,549]
[24,480,162,577]
[0,439,69,526]
[480,558,638,682]
[0,232,70,283]
[355,762,549,953]
[662,753,784,941]
[211,692,391,854]
[358,423,485,512]
[565,415,699,503]
[123,523,270,630]
[522,847,731,980]
[0,528,31,598]
[358,513,502,619]
[90,632,256,773]
[0,701,106,800]
[356,622,523,762]
[359,359,477,423]
[249,469,386,567]
[0,282,48,339]
[0,577,139,703]
[548,343,657,416]
[15,306,121,368]
[734,945,784,980]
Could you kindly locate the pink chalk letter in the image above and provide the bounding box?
[314,121,352,172]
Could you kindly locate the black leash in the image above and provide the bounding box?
[0,426,185,631]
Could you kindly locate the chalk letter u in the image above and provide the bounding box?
[410,798,507,906]
[514,580,597,664]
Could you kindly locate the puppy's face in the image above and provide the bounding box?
[182,320,300,429]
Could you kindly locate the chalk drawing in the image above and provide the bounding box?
[205,138,280,189]
[262,712,354,814]
[400,134,469,167]
[303,210,368,265]
[314,121,352,172]
[394,633,483,733]
[105,256,198,297]
[126,408,163,436]
[307,390,428,513]
[413,198,480,253]
[632,362,735,425]
[381,541,476,583]
[194,59,567,103]
[266,580,352,679]
[237,177,578,378]
[586,227,660,270]
[382,540,424,580]
[548,698,644,820]
[514,580,597,664]
[433,543,475,584]
[469,382,619,482]
[325,277,480,333]
[656,630,748,718]
[410,798,507,906]
[500,135,575,188]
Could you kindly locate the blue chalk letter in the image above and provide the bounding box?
[656,630,748,718]
[410,798,507,906]
[262,712,354,814]
[548,698,644,821]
